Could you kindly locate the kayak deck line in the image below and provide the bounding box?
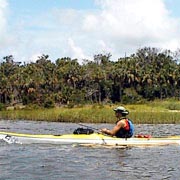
[0,131,180,139]
[0,131,111,139]
[0,131,180,146]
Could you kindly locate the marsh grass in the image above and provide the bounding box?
[0,100,180,124]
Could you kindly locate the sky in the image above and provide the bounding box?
[0,0,180,63]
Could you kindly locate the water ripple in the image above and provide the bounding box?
[0,121,180,180]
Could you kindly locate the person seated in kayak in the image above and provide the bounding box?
[101,106,134,138]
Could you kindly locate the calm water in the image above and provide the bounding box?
[0,120,180,180]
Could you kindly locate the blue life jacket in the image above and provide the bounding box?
[128,120,134,137]
[115,119,134,138]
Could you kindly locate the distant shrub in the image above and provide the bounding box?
[0,103,5,111]
[44,98,55,108]
[167,103,180,111]
[67,103,75,108]
[25,104,41,110]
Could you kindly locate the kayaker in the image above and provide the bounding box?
[100,106,134,138]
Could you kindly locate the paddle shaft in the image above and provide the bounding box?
[77,123,99,131]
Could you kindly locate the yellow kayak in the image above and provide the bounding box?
[0,131,180,147]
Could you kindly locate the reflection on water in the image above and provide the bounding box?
[0,120,180,180]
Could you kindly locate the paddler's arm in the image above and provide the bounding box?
[100,121,125,136]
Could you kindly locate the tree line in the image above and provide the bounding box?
[0,47,180,108]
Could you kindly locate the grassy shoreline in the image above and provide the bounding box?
[0,100,180,124]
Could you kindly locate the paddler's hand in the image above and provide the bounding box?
[100,128,108,134]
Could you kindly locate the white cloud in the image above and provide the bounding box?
[82,14,99,31]
[29,53,42,63]
[0,0,8,47]
[1,0,180,63]
[67,38,87,61]
[82,0,180,56]
[0,0,7,31]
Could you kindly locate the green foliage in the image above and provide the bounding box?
[166,103,180,111]
[0,48,179,108]
[122,88,143,104]
[67,103,75,108]
[24,104,41,110]
[43,98,55,108]
[0,103,5,111]
[0,103,180,124]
